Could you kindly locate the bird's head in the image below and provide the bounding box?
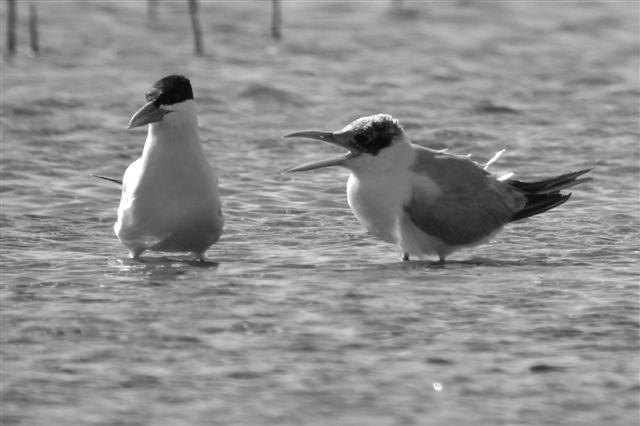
[128,74,195,129]
[285,114,407,173]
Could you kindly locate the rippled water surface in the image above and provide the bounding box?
[1,1,639,425]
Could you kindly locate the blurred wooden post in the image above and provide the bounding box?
[271,0,281,40]
[6,0,17,58]
[188,0,204,56]
[29,2,39,56]
[148,0,158,23]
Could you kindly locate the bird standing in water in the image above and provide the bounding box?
[286,114,591,262]
[114,75,223,261]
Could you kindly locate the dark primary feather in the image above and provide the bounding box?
[508,169,592,221]
[508,169,592,194]
[93,174,122,185]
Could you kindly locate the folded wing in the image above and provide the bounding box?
[404,146,526,246]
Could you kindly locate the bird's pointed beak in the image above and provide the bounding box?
[284,156,352,173]
[284,130,360,172]
[127,101,168,129]
[285,131,337,144]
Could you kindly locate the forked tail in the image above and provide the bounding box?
[508,169,592,221]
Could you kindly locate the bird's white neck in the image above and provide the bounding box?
[144,100,199,146]
[140,101,206,168]
[150,99,198,133]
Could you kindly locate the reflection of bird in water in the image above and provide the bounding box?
[286,114,591,262]
[110,75,223,261]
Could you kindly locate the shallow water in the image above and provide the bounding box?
[1,1,639,425]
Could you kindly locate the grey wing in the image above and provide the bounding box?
[404,175,526,246]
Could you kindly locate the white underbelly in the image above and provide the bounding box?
[346,170,456,259]
[346,173,409,244]
[115,165,223,252]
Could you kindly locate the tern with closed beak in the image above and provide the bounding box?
[114,75,223,261]
[285,114,591,262]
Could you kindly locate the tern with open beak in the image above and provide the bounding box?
[114,75,223,261]
[285,114,591,262]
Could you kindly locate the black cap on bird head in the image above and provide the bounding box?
[341,114,404,156]
[146,75,194,107]
[128,74,195,129]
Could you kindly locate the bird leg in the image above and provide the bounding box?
[402,252,410,262]
[193,251,206,262]
[130,248,144,260]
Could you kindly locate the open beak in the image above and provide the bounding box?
[127,101,168,129]
[284,131,360,172]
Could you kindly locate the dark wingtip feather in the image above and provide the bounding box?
[508,168,592,222]
[93,174,122,185]
[508,168,593,194]
[511,193,571,221]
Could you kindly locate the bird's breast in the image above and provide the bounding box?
[116,136,222,245]
[346,172,411,244]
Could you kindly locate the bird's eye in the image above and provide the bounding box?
[145,88,161,102]
[353,133,368,145]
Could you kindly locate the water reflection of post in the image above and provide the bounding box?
[188,0,204,56]
[6,0,17,58]
[271,0,282,40]
[29,2,39,57]
[148,0,158,24]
